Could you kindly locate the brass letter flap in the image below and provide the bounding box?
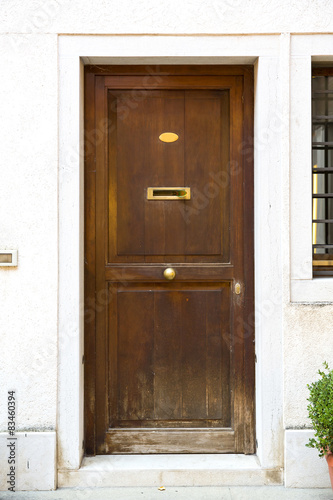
[147,187,191,200]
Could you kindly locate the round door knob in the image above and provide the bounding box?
[163,267,176,280]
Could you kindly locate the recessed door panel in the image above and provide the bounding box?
[109,283,231,428]
[108,90,230,262]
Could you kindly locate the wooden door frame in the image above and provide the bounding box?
[84,64,254,456]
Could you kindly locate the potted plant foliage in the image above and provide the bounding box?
[306,362,333,489]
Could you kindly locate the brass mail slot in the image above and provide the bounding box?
[147,187,191,200]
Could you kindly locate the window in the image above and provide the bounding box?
[312,68,333,276]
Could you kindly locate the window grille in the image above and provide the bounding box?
[312,68,333,276]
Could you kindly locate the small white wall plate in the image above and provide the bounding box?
[0,250,18,267]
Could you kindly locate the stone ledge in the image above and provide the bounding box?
[285,430,331,488]
[0,432,56,491]
[58,454,283,487]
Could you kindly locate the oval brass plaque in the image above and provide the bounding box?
[159,132,179,143]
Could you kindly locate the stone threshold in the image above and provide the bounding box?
[58,455,283,488]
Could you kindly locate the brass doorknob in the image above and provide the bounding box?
[163,268,176,280]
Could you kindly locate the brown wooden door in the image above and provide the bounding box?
[84,66,254,455]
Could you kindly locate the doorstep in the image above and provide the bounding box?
[58,454,283,488]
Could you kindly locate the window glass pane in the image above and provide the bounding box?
[312,72,333,275]
[312,123,325,142]
[312,97,333,116]
[328,123,333,141]
[328,77,333,91]
[312,149,325,168]
[313,173,333,194]
[313,222,333,243]
[313,76,326,91]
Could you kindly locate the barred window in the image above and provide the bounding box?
[312,68,333,276]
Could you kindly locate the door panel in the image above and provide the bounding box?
[112,91,185,258]
[108,90,229,262]
[84,66,255,456]
[109,283,231,427]
[105,429,235,454]
[184,91,225,258]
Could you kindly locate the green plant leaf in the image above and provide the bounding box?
[306,362,333,457]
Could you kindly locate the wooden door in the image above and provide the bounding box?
[84,66,254,455]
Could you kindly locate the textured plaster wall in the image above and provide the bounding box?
[0,0,333,34]
[0,34,58,430]
[283,304,333,429]
[1,0,333,436]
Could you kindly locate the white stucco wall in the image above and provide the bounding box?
[1,0,333,491]
[0,0,333,34]
[0,33,58,431]
[284,305,333,428]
